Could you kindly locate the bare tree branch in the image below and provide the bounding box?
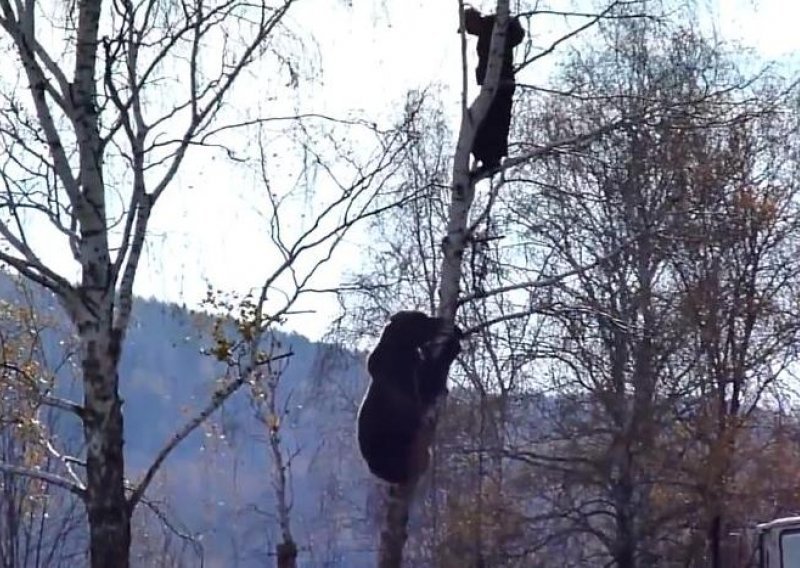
[0,461,85,497]
[127,353,292,510]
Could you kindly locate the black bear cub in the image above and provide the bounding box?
[463,7,525,172]
[357,311,462,484]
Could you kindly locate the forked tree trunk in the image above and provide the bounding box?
[71,0,132,564]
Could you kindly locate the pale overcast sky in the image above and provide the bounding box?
[121,0,800,339]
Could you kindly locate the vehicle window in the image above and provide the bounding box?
[780,529,800,568]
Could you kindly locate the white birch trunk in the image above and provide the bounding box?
[377,1,512,565]
[69,1,132,565]
[262,369,298,568]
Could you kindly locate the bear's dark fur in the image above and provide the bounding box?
[464,8,525,171]
[357,311,461,484]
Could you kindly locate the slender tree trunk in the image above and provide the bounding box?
[614,522,635,568]
[611,451,636,568]
[267,381,298,568]
[72,2,131,564]
[708,514,722,568]
[379,483,413,567]
[276,542,298,568]
[707,403,736,568]
[80,326,130,568]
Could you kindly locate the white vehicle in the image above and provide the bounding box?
[757,516,800,567]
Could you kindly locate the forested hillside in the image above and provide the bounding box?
[0,278,378,566]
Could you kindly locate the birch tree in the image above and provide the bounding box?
[376,2,517,561]
[0,0,295,563]
[0,0,400,566]
[374,1,643,564]
[331,1,799,564]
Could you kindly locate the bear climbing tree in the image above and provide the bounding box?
[357,311,462,485]
[464,6,524,173]
[376,2,519,567]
